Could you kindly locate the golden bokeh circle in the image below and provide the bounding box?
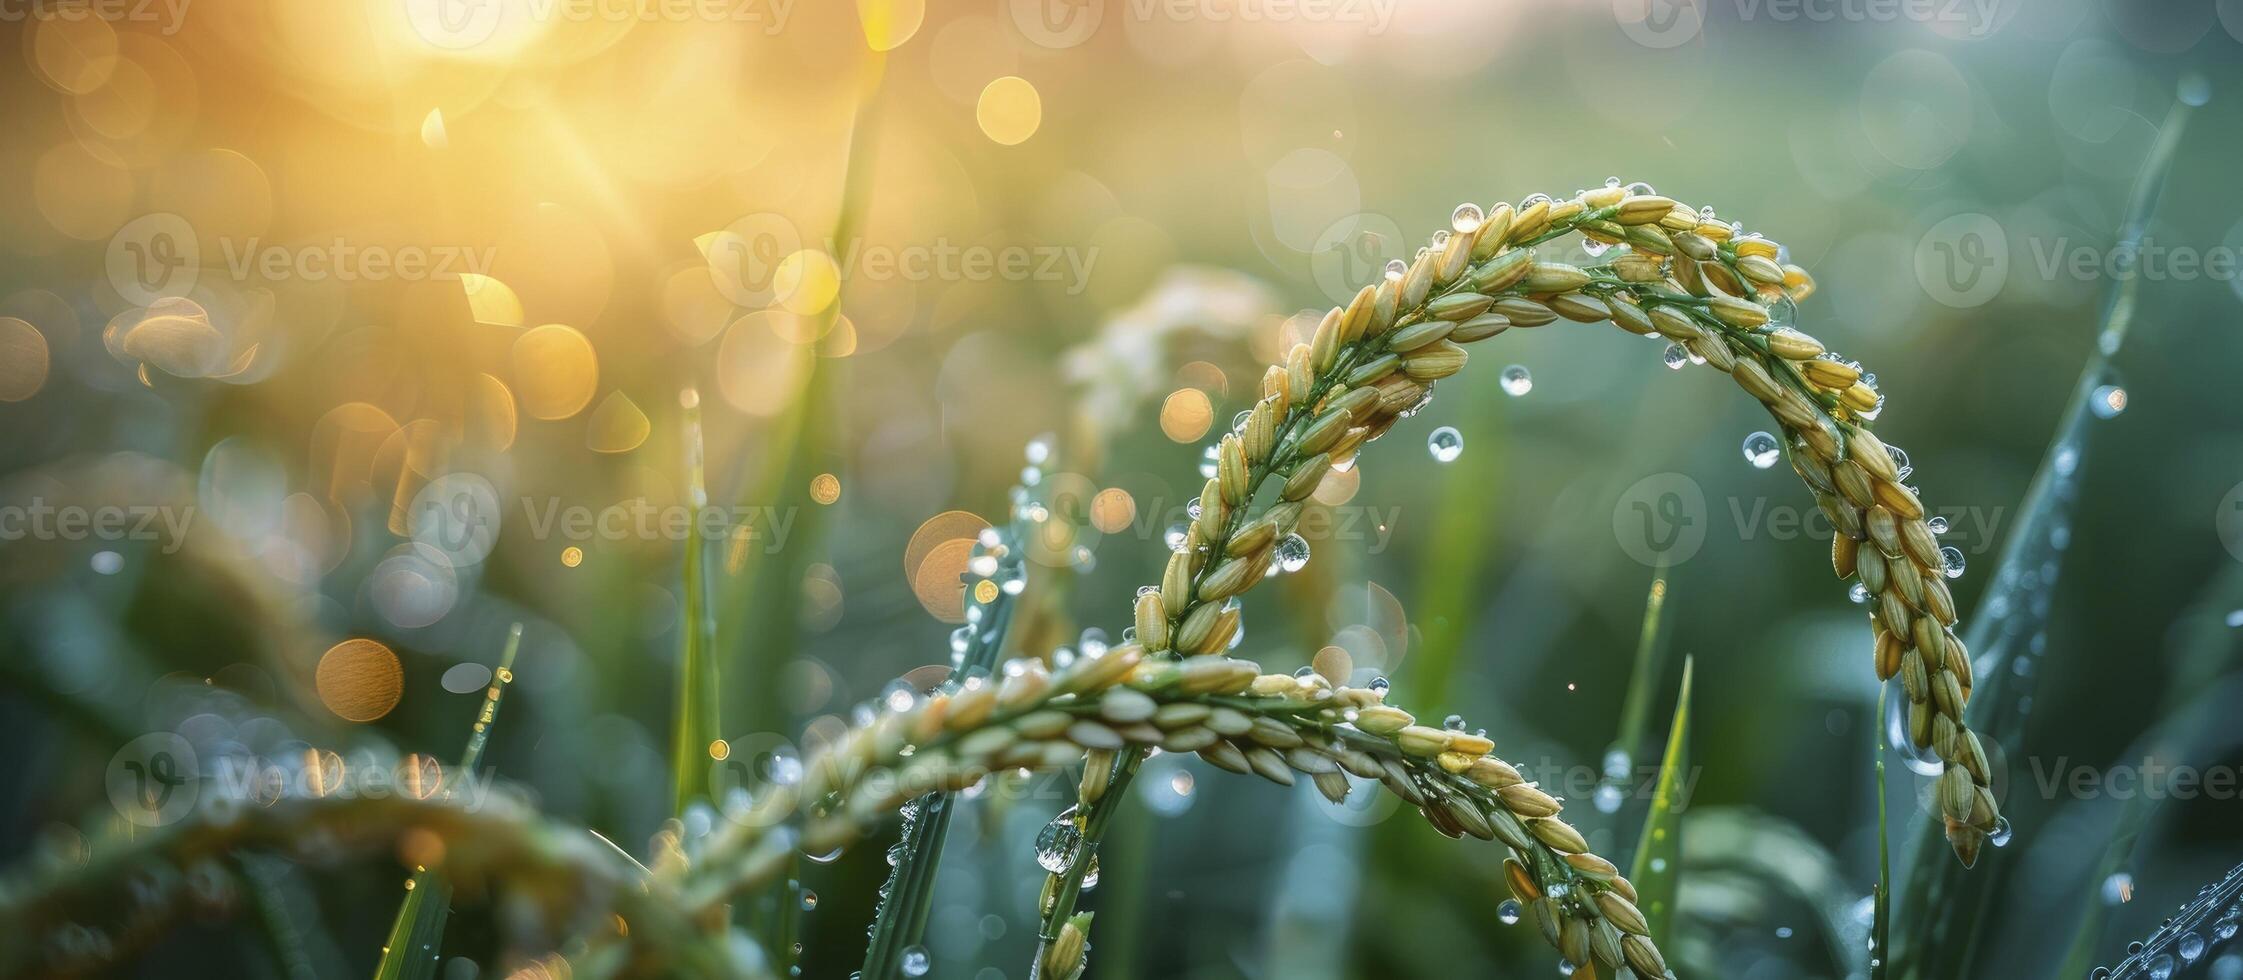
[976,76,1043,146]
[1089,487,1136,535]
[0,318,51,402]
[1158,388,1213,442]
[314,638,403,723]
[810,472,842,505]
[510,324,600,420]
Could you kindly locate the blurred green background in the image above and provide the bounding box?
[4,1,2243,977]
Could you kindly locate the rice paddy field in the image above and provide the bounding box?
[3,2,2243,978]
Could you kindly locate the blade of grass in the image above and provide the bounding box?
[1604,562,1673,810]
[1873,683,1890,980]
[1893,88,2195,978]
[724,45,890,975]
[862,519,1023,978]
[372,623,521,980]
[672,389,722,816]
[1630,655,1693,949]
[2051,561,2243,977]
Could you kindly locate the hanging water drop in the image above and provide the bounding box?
[1500,364,1533,396]
[1035,807,1084,874]
[1741,431,1781,469]
[1428,426,1464,462]
[1662,343,1689,370]
[1497,899,1523,925]
[900,946,931,977]
[1164,524,1188,550]
[1081,853,1101,890]
[1275,533,1311,573]
[1849,582,1871,604]
[1927,515,1950,534]
[1940,546,1967,579]
[1884,688,1945,775]
[2091,384,2128,418]
[1452,203,1484,234]
[1989,816,2012,847]
[2179,932,2206,962]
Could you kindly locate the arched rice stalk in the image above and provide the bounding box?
[1003,181,1996,977]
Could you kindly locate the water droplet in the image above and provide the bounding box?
[1497,899,1522,925]
[1558,959,1577,976]
[1443,714,1465,731]
[800,890,819,910]
[1081,853,1102,890]
[1927,515,1950,534]
[1079,628,1109,659]
[1275,533,1311,573]
[2103,872,2135,905]
[1186,497,1203,520]
[1885,689,1945,775]
[1034,807,1084,874]
[883,682,918,713]
[1776,926,1795,939]
[901,945,931,977]
[1164,524,1188,550]
[1741,431,1781,469]
[1940,546,1967,579]
[1989,816,2012,847]
[1500,364,1533,396]
[2181,932,2207,962]
[1452,203,1484,234]
[1384,259,1407,280]
[2148,953,2175,979]
[1368,676,1391,696]
[1602,749,1630,780]
[1428,426,1464,462]
[1662,343,1689,370]
[1849,582,1871,604]
[2091,384,2128,419]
